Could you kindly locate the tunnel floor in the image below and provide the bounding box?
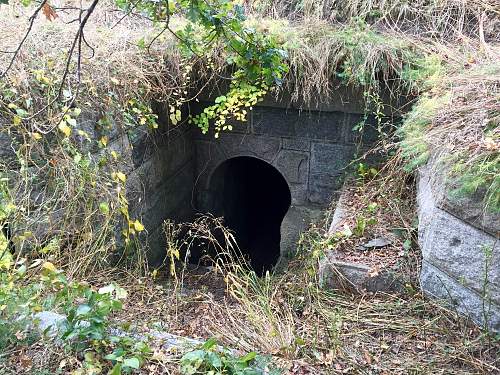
[208,156,292,275]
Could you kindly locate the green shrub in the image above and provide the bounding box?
[180,338,281,375]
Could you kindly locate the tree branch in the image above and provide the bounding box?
[0,0,48,78]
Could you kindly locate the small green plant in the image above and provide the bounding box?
[353,217,367,237]
[61,283,127,348]
[42,267,152,373]
[350,200,379,237]
[0,261,38,350]
[398,93,451,172]
[0,245,151,374]
[357,163,378,181]
[104,335,152,374]
[180,338,280,375]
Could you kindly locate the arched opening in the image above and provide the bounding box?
[208,156,291,274]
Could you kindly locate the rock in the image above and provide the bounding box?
[362,237,392,249]
[33,311,91,339]
[327,185,351,236]
[319,182,405,294]
[420,261,500,332]
[280,205,323,257]
[145,330,202,350]
[319,255,403,293]
[33,311,66,337]
[32,311,202,350]
[420,157,499,237]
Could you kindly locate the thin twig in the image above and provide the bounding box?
[0,0,48,78]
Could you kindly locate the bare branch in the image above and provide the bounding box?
[146,0,201,58]
[111,0,141,29]
[0,0,48,78]
[27,0,99,132]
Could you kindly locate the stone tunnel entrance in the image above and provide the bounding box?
[209,156,292,274]
[140,99,374,268]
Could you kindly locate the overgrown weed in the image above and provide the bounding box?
[200,255,499,373]
[154,207,498,373]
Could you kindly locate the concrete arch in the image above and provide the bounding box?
[196,140,309,208]
[205,151,289,191]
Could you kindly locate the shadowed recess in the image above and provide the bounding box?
[209,156,291,274]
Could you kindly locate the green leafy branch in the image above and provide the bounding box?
[180,337,281,375]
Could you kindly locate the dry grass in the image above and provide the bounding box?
[257,19,422,105]
[246,0,500,41]
[399,58,500,211]
[0,2,191,277]
[100,258,500,374]
[0,2,184,110]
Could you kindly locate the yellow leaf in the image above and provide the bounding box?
[100,136,108,147]
[58,122,71,137]
[115,172,127,183]
[133,220,145,232]
[13,116,21,126]
[77,130,89,138]
[41,261,57,273]
[0,234,12,270]
[40,237,59,254]
[32,132,42,141]
[111,151,119,160]
[120,206,129,217]
[169,113,178,125]
[110,78,120,85]
[0,232,8,253]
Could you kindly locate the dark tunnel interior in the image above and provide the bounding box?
[208,156,292,275]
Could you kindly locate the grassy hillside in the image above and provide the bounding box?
[0,0,499,373]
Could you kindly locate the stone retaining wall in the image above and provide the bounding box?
[126,104,195,265]
[418,165,500,332]
[128,95,382,263]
